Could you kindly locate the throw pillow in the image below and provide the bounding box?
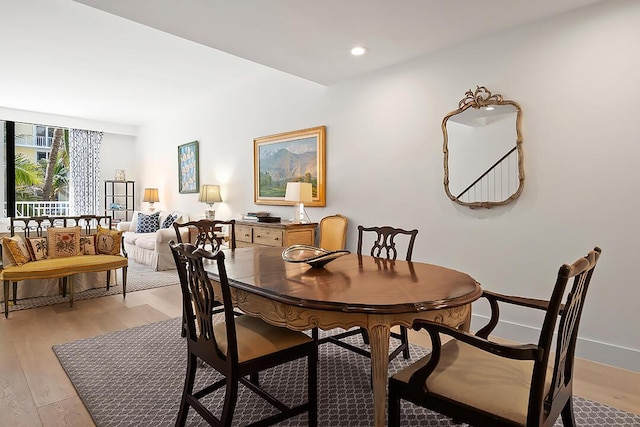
[136,212,160,233]
[161,213,178,229]
[96,226,123,255]
[2,236,32,266]
[79,235,97,255]
[26,237,48,261]
[47,227,82,258]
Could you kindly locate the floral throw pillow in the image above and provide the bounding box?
[2,235,32,266]
[47,227,81,258]
[136,212,160,233]
[27,237,48,261]
[79,235,97,255]
[96,226,123,255]
[161,213,178,229]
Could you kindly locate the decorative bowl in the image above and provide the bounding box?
[282,244,350,268]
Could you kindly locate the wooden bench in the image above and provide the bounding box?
[1,215,128,318]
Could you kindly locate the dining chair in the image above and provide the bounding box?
[388,247,601,427]
[318,214,348,251]
[173,218,236,250]
[169,241,318,427]
[173,219,238,337]
[319,225,419,362]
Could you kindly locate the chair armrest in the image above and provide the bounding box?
[155,227,189,250]
[408,319,541,389]
[475,290,561,338]
[483,290,551,311]
[414,320,540,360]
[117,222,132,232]
[155,227,177,242]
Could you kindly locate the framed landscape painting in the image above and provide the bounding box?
[178,141,199,194]
[254,126,326,206]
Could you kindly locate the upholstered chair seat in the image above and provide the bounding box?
[213,315,314,362]
[392,339,553,425]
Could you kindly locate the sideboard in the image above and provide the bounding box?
[235,221,317,248]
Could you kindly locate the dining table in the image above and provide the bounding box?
[203,246,481,427]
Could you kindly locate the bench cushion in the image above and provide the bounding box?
[0,254,127,282]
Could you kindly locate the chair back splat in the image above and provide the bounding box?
[357,225,418,261]
[169,241,318,426]
[173,218,236,250]
[388,247,601,427]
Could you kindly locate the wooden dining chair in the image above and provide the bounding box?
[318,214,348,251]
[173,218,236,250]
[319,225,419,362]
[389,247,601,427]
[173,219,237,337]
[169,241,318,427]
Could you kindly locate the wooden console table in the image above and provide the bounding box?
[235,220,316,248]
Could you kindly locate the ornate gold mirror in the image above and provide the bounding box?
[443,86,524,208]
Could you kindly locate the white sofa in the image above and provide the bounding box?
[117,211,190,271]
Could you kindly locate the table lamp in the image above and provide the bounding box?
[284,182,312,223]
[142,188,159,212]
[198,184,222,220]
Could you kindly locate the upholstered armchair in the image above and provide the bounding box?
[118,210,189,270]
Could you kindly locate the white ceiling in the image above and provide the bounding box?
[0,0,605,126]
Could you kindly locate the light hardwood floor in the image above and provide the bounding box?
[0,285,638,426]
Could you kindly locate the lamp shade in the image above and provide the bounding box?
[284,182,313,203]
[198,184,222,204]
[142,188,159,203]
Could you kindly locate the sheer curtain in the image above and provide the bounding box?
[69,129,103,215]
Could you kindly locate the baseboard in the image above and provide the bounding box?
[471,314,640,372]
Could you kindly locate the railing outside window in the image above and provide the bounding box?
[14,134,53,148]
[15,201,70,217]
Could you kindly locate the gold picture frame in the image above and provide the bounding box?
[254,126,326,206]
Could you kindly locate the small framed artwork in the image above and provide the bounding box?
[254,126,326,206]
[178,141,199,194]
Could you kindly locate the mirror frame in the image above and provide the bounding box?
[442,86,524,209]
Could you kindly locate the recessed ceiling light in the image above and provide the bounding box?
[351,46,367,56]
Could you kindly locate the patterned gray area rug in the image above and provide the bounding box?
[1,261,179,314]
[53,317,639,427]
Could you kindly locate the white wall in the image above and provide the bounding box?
[135,72,328,219]
[136,0,639,371]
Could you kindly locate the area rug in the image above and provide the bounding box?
[53,317,639,427]
[1,261,179,314]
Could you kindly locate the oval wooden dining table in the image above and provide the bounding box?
[204,246,481,427]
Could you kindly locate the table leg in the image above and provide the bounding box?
[367,322,391,427]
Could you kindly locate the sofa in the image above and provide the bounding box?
[0,215,128,318]
[117,210,190,271]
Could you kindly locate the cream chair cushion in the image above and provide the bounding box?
[214,315,313,363]
[392,340,552,425]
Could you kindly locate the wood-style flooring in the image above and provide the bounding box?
[0,284,638,426]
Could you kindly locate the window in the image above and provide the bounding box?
[2,121,70,218]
